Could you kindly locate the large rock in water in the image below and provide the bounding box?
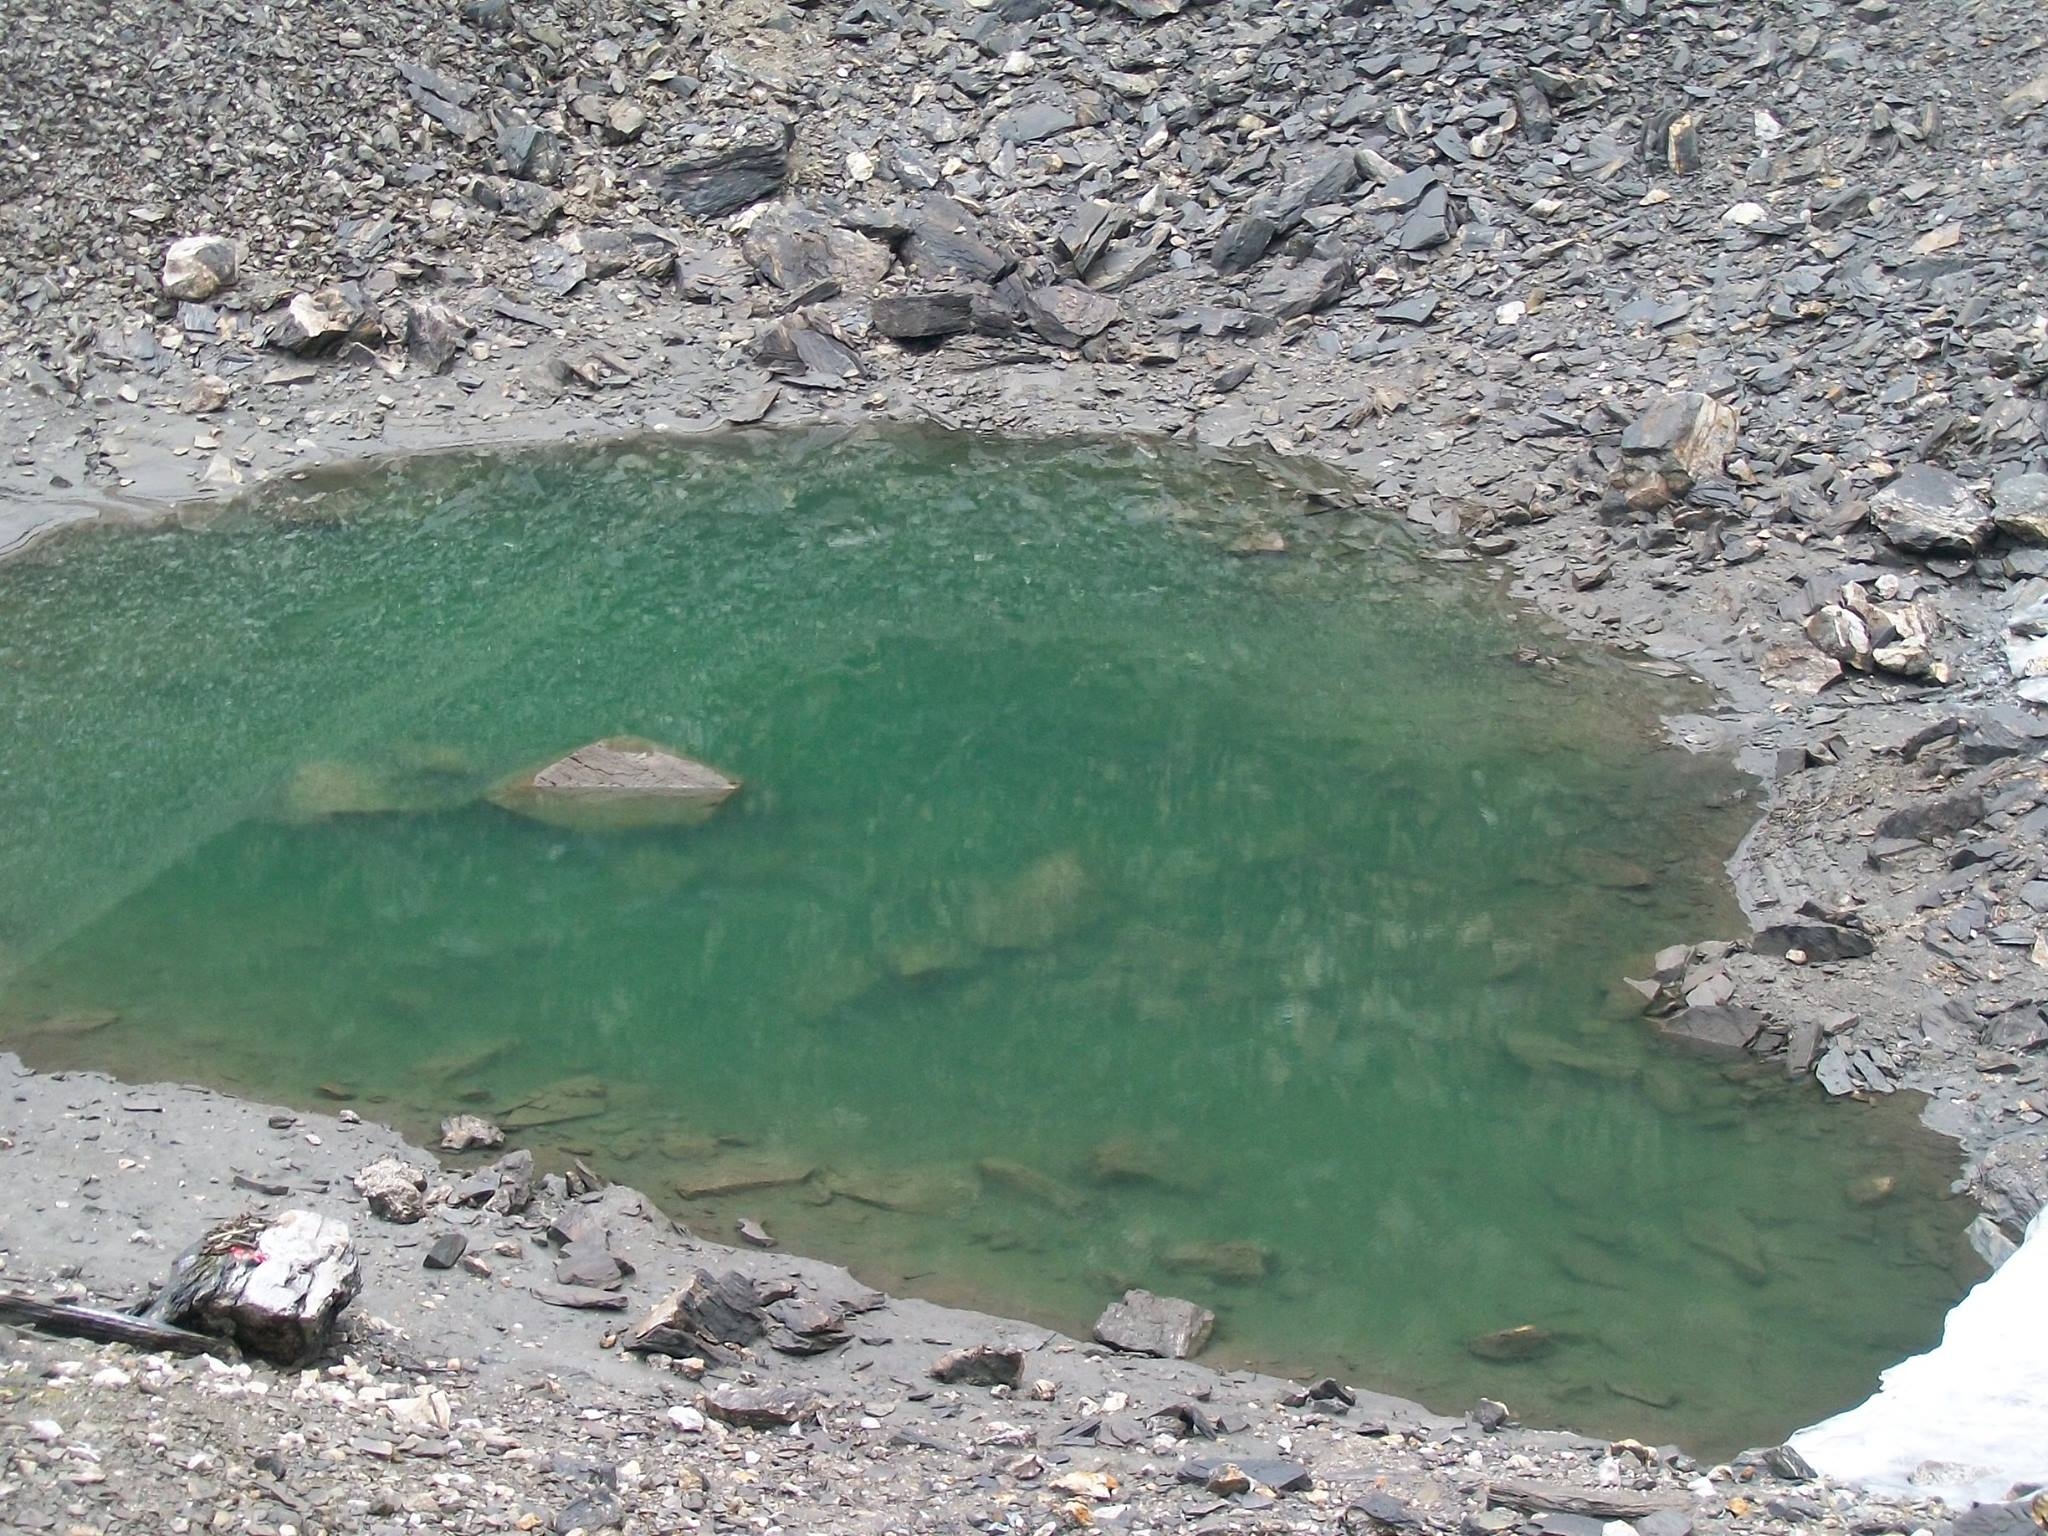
[1093,1288,1214,1358]
[490,737,740,831]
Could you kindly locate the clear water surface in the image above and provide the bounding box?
[0,429,1973,1452]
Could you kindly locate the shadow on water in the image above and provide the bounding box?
[0,427,1976,1455]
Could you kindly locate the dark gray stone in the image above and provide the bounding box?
[749,314,864,385]
[423,1232,467,1270]
[1656,1005,1765,1052]
[741,204,892,295]
[664,120,792,218]
[1249,257,1353,320]
[1751,921,1874,962]
[405,302,473,375]
[872,291,977,340]
[1874,790,1986,841]
[1870,463,1994,555]
[1020,283,1120,348]
[899,195,1014,283]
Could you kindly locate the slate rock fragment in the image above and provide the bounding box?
[1020,283,1120,348]
[1248,257,1354,321]
[872,291,977,340]
[1870,464,1994,555]
[149,1210,362,1366]
[1752,920,1874,962]
[701,1385,820,1429]
[1993,474,2048,544]
[270,287,379,355]
[406,302,474,375]
[1873,789,1985,841]
[741,203,893,296]
[1657,1006,1766,1052]
[471,176,565,235]
[747,311,867,387]
[1211,147,1358,275]
[898,195,1015,284]
[665,120,792,217]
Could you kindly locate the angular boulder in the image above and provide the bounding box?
[270,287,378,355]
[1870,464,1994,555]
[1613,391,1739,511]
[1993,474,2048,545]
[741,204,893,296]
[150,1210,361,1365]
[1020,283,1121,348]
[489,737,739,831]
[1093,1288,1214,1358]
[664,119,792,218]
[872,291,978,341]
[351,1155,430,1223]
[162,235,238,301]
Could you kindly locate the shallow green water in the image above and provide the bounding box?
[0,430,1971,1451]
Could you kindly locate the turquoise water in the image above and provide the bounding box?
[0,429,1972,1452]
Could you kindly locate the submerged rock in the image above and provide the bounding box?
[674,1151,816,1199]
[280,760,403,819]
[1467,1324,1557,1362]
[497,1074,609,1130]
[439,1113,504,1151]
[976,1156,1084,1213]
[1093,1288,1214,1358]
[489,737,739,831]
[966,850,1090,950]
[1164,1239,1272,1285]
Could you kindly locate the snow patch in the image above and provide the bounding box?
[1790,1206,2048,1504]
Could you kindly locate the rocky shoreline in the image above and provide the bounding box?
[2,0,2047,1526]
[0,1052,1972,1535]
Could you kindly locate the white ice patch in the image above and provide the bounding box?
[1790,1206,2048,1505]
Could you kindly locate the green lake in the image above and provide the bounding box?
[0,429,1973,1452]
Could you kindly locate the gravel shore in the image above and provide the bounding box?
[2,0,2047,1527]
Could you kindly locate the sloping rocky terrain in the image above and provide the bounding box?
[1,0,2048,1527]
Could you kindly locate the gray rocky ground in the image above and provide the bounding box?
[1,0,2048,1528]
